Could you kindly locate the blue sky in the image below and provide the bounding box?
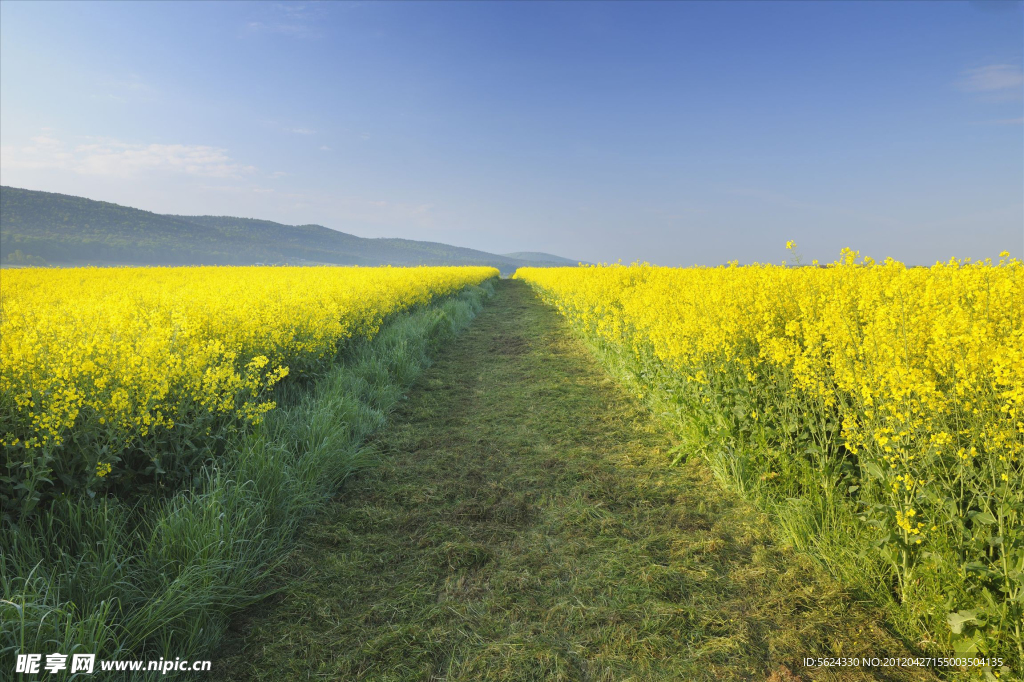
[1,0,1021,266]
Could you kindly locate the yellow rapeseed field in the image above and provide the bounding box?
[0,265,497,512]
[516,250,1023,663]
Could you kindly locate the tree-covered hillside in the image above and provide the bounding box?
[0,187,576,273]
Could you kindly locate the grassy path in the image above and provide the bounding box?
[219,280,935,682]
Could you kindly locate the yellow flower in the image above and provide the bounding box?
[1,265,498,474]
[514,252,1023,614]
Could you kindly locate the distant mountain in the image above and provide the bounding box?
[0,187,579,274]
[503,251,583,266]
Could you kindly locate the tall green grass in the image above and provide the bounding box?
[0,282,491,681]
[559,330,1019,679]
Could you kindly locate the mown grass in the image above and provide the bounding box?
[217,279,937,682]
[0,283,492,682]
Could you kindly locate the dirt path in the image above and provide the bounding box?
[218,279,935,682]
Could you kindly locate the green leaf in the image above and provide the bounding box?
[862,461,885,481]
[951,629,984,655]
[946,610,978,635]
[964,561,998,579]
[971,511,997,525]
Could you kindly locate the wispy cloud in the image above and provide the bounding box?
[286,127,316,135]
[198,184,276,195]
[30,135,63,148]
[644,206,708,219]
[106,74,152,93]
[285,194,440,229]
[0,134,256,179]
[974,116,1024,125]
[956,64,1024,98]
[726,187,901,228]
[243,3,326,39]
[94,73,158,105]
[244,21,314,38]
[274,2,310,17]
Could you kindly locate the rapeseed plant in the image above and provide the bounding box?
[516,250,1023,668]
[0,265,497,516]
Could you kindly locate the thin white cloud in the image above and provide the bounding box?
[106,74,151,92]
[198,185,276,195]
[0,134,256,179]
[98,73,158,105]
[264,194,441,229]
[286,127,316,135]
[244,21,313,37]
[956,64,1024,94]
[726,187,901,228]
[645,206,708,219]
[243,4,323,39]
[30,135,62,148]
[971,116,1024,125]
[273,3,309,16]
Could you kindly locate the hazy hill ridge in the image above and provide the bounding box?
[0,186,577,273]
[502,251,581,265]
